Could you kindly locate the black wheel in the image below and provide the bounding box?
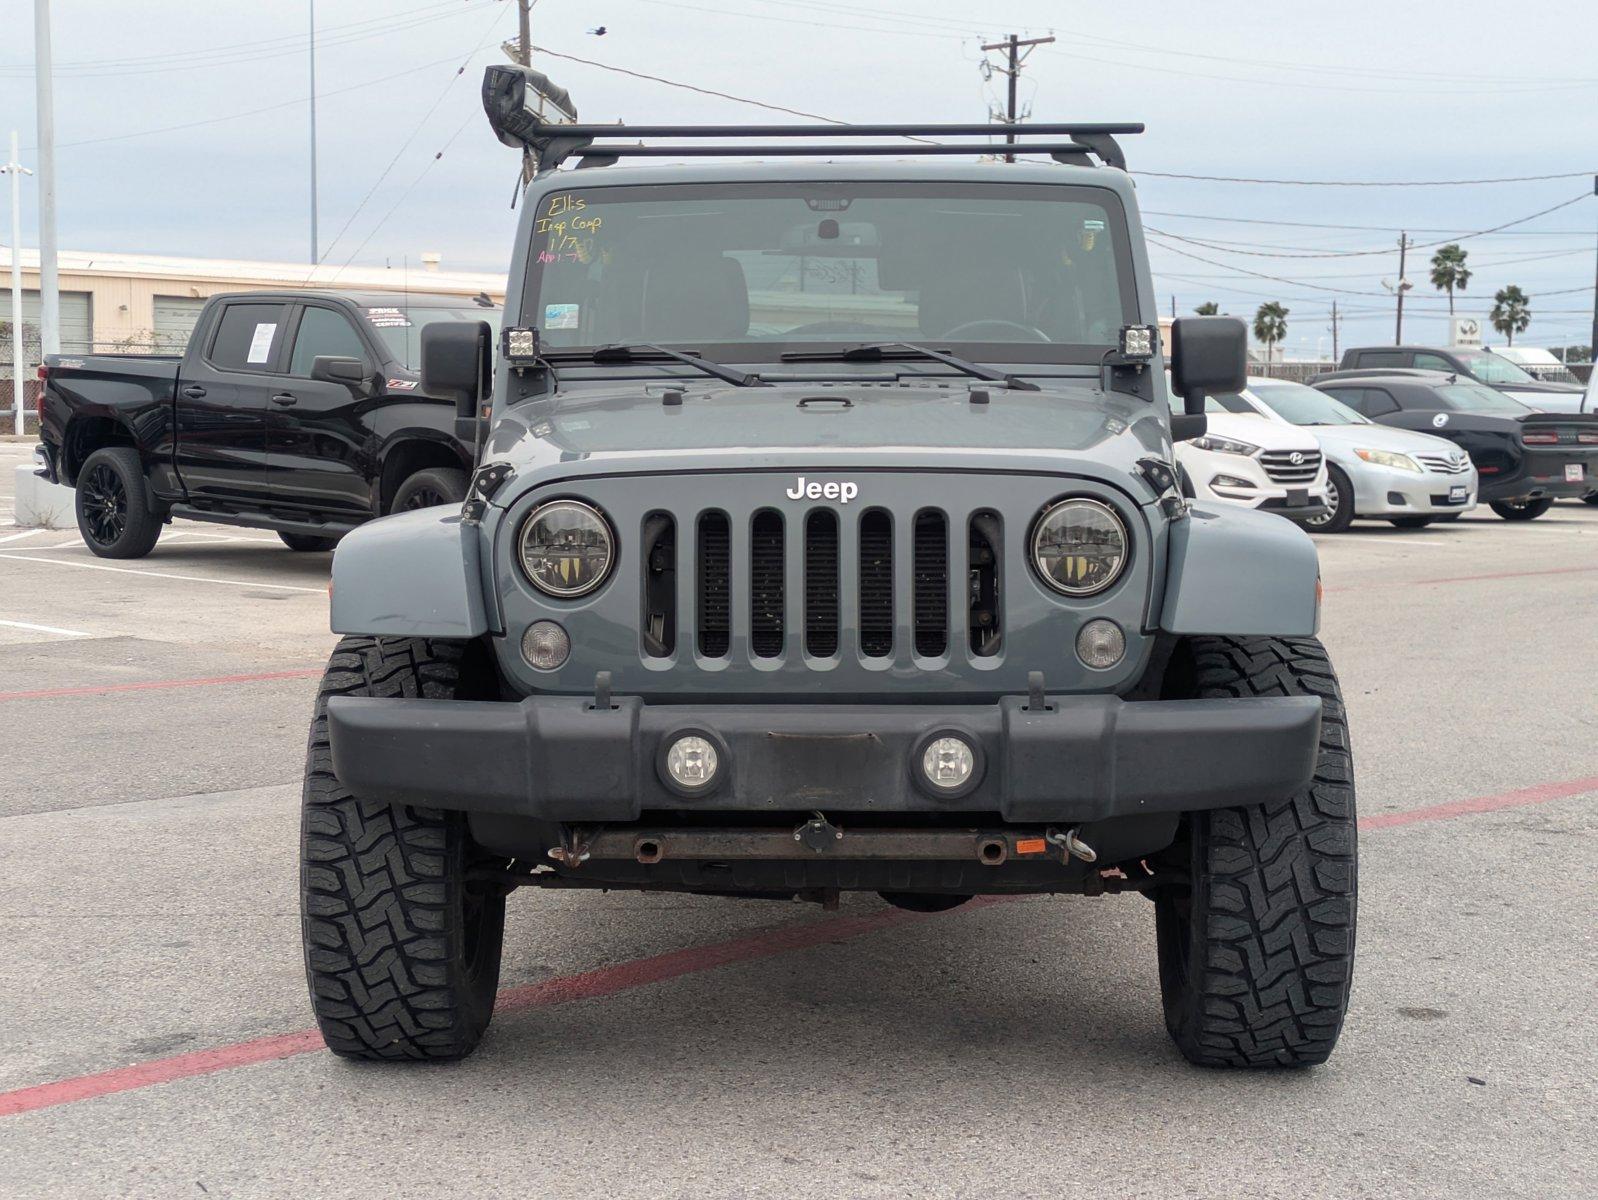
[1154,636,1357,1068]
[1583,492,1598,507]
[878,892,970,913]
[279,532,339,552]
[1303,465,1354,533]
[1490,498,1553,521]
[391,466,468,513]
[74,447,162,559]
[1388,516,1434,529]
[301,635,507,1062]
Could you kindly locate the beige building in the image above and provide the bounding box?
[0,247,507,360]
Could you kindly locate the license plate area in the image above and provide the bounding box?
[1449,484,1469,502]
[1566,464,1586,483]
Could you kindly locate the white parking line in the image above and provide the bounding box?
[0,553,326,594]
[0,529,46,544]
[0,618,92,637]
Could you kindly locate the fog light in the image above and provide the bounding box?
[1077,619,1126,670]
[665,735,719,790]
[521,620,570,670]
[1211,474,1254,489]
[921,736,975,790]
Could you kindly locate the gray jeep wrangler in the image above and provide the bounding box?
[299,68,1356,1068]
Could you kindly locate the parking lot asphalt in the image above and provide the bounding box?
[1,440,1594,1199]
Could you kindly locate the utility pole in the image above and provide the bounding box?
[517,0,532,65]
[1328,299,1340,364]
[1394,232,1412,345]
[309,0,318,264]
[3,132,32,435]
[981,34,1055,163]
[1589,175,1597,364]
[34,0,58,358]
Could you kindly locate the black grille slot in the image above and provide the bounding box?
[805,510,839,657]
[968,511,1001,657]
[750,510,785,658]
[858,509,894,658]
[641,512,675,657]
[697,512,730,658]
[912,510,948,657]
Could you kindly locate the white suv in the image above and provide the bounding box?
[1169,390,1330,524]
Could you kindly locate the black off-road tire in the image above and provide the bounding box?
[1388,516,1433,529]
[279,531,339,552]
[75,447,162,559]
[878,891,970,913]
[1582,492,1598,506]
[301,635,507,1062]
[1154,636,1357,1068]
[1490,498,1553,521]
[390,467,468,514]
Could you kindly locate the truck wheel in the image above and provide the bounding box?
[1154,636,1357,1068]
[1583,492,1598,506]
[301,635,506,1061]
[1490,498,1553,521]
[75,447,162,559]
[391,467,468,513]
[279,532,339,552]
[1388,516,1433,529]
[1303,465,1354,533]
[878,891,970,913]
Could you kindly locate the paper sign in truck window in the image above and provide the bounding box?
[247,323,278,364]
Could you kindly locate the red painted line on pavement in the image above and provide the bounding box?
[1360,775,1598,830]
[0,669,323,703]
[1325,564,1598,594]
[2,781,1593,1119]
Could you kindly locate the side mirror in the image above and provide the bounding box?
[1169,316,1246,418]
[421,321,493,426]
[310,355,368,388]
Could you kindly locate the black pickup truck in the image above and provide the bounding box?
[36,289,499,557]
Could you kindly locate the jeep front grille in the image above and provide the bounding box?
[659,505,993,668]
[1259,449,1322,483]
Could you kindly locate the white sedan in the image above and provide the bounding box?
[1219,377,1478,532]
[1168,390,1330,525]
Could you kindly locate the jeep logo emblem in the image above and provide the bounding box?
[785,476,858,504]
[1288,451,1305,465]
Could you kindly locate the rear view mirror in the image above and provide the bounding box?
[421,321,493,422]
[310,356,367,387]
[1170,316,1246,419]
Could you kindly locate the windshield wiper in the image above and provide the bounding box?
[563,343,769,387]
[779,342,1041,392]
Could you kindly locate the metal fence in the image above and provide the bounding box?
[1249,361,1337,384]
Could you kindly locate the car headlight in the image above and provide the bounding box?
[1031,498,1128,597]
[1355,448,1422,473]
[518,500,615,597]
[1191,435,1259,456]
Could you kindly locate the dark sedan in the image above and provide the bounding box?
[1310,369,1598,520]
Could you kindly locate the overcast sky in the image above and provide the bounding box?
[2,0,1596,353]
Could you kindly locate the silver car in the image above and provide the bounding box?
[1220,378,1478,532]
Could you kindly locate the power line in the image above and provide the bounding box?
[1143,208,1598,237]
[1136,167,1596,187]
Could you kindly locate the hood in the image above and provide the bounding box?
[1200,412,1319,452]
[482,380,1171,490]
[1500,389,1590,413]
[1305,422,1464,457]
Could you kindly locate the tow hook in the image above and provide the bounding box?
[794,811,844,853]
[1046,826,1097,864]
[547,828,592,868]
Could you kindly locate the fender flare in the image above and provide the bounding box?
[330,507,487,639]
[1160,504,1320,637]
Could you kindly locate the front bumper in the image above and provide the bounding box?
[326,691,1323,824]
[1350,464,1476,516]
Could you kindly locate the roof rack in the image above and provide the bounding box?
[481,65,1143,172]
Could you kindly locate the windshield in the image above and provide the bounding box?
[1455,350,1536,385]
[523,182,1136,363]
[363,304,501,368]
[1247,380,1368,425]
[1434,383,1533,414]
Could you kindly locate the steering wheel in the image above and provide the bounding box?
[938,319,1052,343]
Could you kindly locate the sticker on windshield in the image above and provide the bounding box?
[1433,413,1449,427]
[364,306,412,328]
[246,322,277,364]
[544,303,580,330]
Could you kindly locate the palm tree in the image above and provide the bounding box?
[1253,301,1289,364]
[1194,301,1220,316]
[1429,244,1471,315]
[1490,285,1531,346]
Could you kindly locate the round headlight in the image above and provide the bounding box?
[518,500,615,598]
[1031,498,1128,597]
